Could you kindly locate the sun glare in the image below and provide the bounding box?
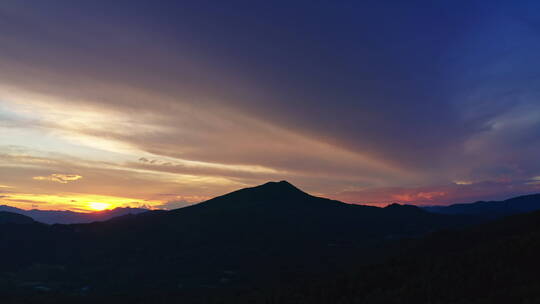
[0,193,161,212]
[88,202,111,211]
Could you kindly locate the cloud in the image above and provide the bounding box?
[395,191,447,202]
[0,1,539,210]
[155,195,210,210]
[331,179,540,206]
[528,176,540,185]
[33,174,83,184]
[0,2,532,182]
[0,147,249,211]
[454,181,473,185]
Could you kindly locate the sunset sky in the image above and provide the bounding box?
[1,1,540,211]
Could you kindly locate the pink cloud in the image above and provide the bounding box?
[330,179,540,206]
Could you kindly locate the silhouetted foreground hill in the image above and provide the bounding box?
[0,211,35,224]
[0,181,474,297]
[69,209,540,303]
[423,193,540,219]
[0,205,148,224]
[2,181,535,303]
[220,209,540,304]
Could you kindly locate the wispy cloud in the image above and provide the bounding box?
[33,174,83,184]
[528,176,540,185]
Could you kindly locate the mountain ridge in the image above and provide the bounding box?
[0,211,35,224]
[0,180,477,294]
[1,181,539,303]
[422,193,540,219]
[0,205,148,224]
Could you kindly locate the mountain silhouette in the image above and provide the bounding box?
[0,205,148,224]
[2,182,539,303]
[212,208,540,304]
[423,193,540,219]
[0,180,476,297]
[0,211,35,224]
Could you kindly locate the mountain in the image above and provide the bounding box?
[1,182,539,303]
[0,211,35,224]
[423,193,540,219]
[0,181,477,300]
[0,205,148,224]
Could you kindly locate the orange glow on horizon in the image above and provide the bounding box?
[0,193,161,212]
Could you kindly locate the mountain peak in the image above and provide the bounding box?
[384,203,424,213]
[194,180,311,209]
[259,180,303,191]
[245,180,309,197]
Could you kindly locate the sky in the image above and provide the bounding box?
[1,0,540,211]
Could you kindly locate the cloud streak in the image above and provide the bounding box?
[33,174,83,184]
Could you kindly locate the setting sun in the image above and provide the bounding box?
[87,202,111,211]
[0,193,160,212]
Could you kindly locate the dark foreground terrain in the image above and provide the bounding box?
[1,181,539,303]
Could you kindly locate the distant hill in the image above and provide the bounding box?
[423,193,540,219]
[0,205,148,224]
[0,211,35,224]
